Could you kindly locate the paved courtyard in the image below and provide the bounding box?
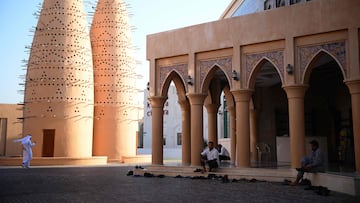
[0,165,359,203]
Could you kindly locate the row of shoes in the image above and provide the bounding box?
[305,185,330,196]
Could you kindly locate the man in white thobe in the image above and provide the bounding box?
[14,134,36,168]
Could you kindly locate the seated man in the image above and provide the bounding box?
[291,140,325,186]
[200,141,219,172]
[217,144,230,163]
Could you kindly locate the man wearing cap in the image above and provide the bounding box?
[291,140,325,186]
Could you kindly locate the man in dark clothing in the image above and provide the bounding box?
[291,140,325,186]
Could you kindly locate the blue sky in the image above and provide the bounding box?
[0,0,232,104]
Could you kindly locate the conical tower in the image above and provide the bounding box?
[91,0,138,161]
[23,0,94,157]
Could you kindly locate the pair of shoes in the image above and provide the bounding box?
[313,186,330,196]
[126,170,134,176]
[282,179,291,185]
[144,172,154,177]
[249,178,257,183]
[135,165,144,169]
[193,168,202,172]
[209,168,217,172]
[222,175,230,183]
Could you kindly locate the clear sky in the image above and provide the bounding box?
[0,0,232,104]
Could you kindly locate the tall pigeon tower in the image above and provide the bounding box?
[23,0,94,157]
[91,0,138,161]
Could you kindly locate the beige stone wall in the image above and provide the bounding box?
[0,104,23,156]
[147,0,360,94]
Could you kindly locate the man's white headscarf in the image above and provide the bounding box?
[14,134,32,145]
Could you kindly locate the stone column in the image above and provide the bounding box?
[187,93,206,166]
[232,89,253,167]
[345,80,360,172]
[205,103,219,144]
[179,99,191,166]
[283,85,308,168]
[228,106,236,164]
[149,96,167,165]
[250,109,258,161]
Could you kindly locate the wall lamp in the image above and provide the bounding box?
[232,70,239,81]
[187,75,193,85]
[286,64,293,75]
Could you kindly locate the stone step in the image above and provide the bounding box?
[132,165,360,196]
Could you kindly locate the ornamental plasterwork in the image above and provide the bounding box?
[245,50,284,79]
[199,57,232,85]
[159,63,188,89]
[298,41,346,78]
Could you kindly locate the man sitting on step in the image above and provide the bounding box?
[291,140,325,186]
[217,144,230,163]
[200,141,220,172]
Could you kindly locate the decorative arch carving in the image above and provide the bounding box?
[302,50,346,84]
[298,41,346,79]
[199,57,232,87]
[160,70,187,99]
[200,65,231,94]
[245,50,284,85]
[247,58,284,89]
[159,63,188,93]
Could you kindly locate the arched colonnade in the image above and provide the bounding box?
[148,28,360,172]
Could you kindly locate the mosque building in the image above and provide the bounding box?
[147,0,360,173]
[1,0,359,174]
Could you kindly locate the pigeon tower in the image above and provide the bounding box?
[23,0,94,157]
[91,0,138,161]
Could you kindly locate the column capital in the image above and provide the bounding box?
[283,85,308,99]
[205,103,220,114]
[187,93,207,105]
[231,89,253,102]
[149,96,167,108]
[345,79,360,94]
[178,98,190,111]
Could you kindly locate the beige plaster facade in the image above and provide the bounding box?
[91,0,138,161]
[0,104,23,156]
[147,0,360,171]
[23,0,95,158]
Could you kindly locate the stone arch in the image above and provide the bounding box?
[302,50,346,84]
[201,64,231,94]
[223,85,235,109]
[160,70,187,101]
[303,49,353,169]
[247,57,284,89]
